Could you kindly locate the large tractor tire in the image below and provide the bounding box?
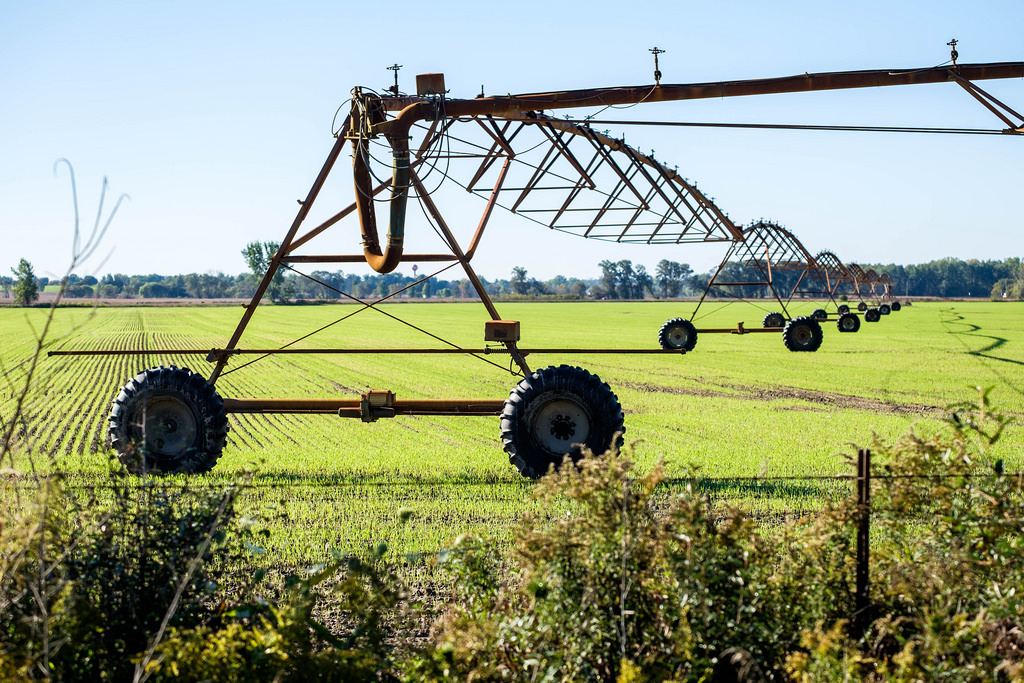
[837,312,861,333]
[782,316,824,352]
[879,304,891,315]
[762,312,786,328]
[837,304,850,314]
[811,308,828,321]
[658,317,698,351]
[109,366,229,474]
[857,302,868,312]
[891,301,902,312]
[864,309,881,323]
[501,365,624,479]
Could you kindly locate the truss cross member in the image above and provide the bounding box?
[408,168,532,376]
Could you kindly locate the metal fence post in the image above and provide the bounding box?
[854,448,871,639]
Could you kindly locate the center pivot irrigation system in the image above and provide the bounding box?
[658,221,852,355]
[656,220,905,355]
[50,49,1024,478]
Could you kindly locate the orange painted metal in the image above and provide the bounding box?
[223,397,505,416]
[49,347,697,358]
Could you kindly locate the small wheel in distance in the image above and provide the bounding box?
[658,317,697,351]
[864,309,881,323]
[782,316,823,352]
[891,301,902,312]
[837,304,850,314]
[837,312,861,333]
[762,311,786,328]
[109,366,229,474]
[812,308,828,321]
[857,302,868,312]
[501,365,625,479]
[879,304,891,315]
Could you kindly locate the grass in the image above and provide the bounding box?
[2,299,1023,570]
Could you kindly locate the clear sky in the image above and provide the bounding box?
[2,0,1021,284]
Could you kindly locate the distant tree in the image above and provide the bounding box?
[615,260,636,299]
[510,266,529,295]
[139,282,170,298]
[12,259,39,306]
[598,260,620,299]
[635,265,655,299]
[65,283,94,298]
[309,270,344,299]
[656,259,692,298]
[241,241,291,303]
[526,278,548,296]
[507,267,548,297]
[0,275,12,298]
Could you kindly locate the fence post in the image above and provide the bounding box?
[854,448,871,639]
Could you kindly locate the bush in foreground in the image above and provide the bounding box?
[2,393,1022,681]
[417,394,1022,681]
[415,450,853,681]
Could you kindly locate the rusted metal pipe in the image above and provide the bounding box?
[353,63,1023,275]
[350,100,435,274]
[377,63,1024,115]
[49,347,701,358]
[223,397,505,415]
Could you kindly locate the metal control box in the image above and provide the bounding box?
[484,320,520,342]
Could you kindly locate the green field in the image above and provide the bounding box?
[3,300,1022,568]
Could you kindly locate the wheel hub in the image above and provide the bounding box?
[531,397,590,455]
[549,414,576,440]
[668,327,688,347]
[141,397,198,456]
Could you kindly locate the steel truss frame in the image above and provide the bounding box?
[51,60,1024,418]
[691,221,826,323]
[809,250,855,308]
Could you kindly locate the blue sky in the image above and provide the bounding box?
[2,0,1021,283]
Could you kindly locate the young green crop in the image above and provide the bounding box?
[2,300,1022,570]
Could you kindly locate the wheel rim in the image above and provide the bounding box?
[134,396,198,456]
[841,317,856,331]
[793,325,813,346]
[530,397,591,455]
[666,325,690,348]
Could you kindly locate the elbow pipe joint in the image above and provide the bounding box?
[352,101,432,273]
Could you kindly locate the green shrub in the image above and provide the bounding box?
[0,477,241,681]
[415,449,853,681]
[5,379,1022,681]
[788,390,1024,681]
[144,544,406,682]
[417,392,1022,681]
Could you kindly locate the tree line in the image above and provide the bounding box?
[3,247,1023,305]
